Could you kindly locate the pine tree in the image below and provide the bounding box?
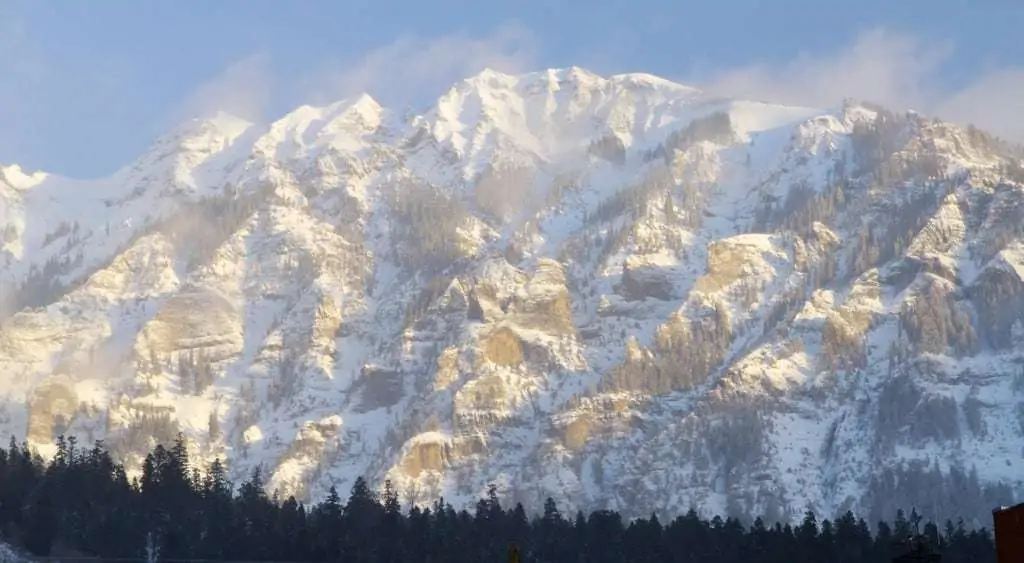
[23,482,56,556]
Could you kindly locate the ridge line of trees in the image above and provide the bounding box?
[0,434,996,562]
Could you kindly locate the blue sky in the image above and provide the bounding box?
[1,0,1022,178]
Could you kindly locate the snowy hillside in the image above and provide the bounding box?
[3,66,1024,526]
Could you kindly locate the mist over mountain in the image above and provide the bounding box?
[3,66,1024,526]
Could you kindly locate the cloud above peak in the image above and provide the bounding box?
[173,53,274,123]
[297,22,539,110]
[935,69,1024,143]
[171,22,540,130]
[695,27,1024,142]
[183,25,1023,146]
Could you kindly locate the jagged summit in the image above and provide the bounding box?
[254,94,386,161]
[188,110,255,134]
[462,66,701,96]
[154,110,255,152]
[457,65,701,101]
[1,67,1023,528]
[609,71,701,92]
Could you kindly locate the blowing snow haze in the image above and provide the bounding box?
[2,64,1024,528]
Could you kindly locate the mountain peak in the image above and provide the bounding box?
[0,164,50,191]
[461,67,519,89]
[457,66,701,101]
[253,93,385,160]
[175,110,254,139]
[560,65,602,81]
[609,71,701,94]
[151,110,255,158]
[461,66,606,89]
[339,92,383,120]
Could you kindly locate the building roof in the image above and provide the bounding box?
[994,502,1024,515]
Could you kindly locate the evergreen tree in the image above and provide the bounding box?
[0,432,1002,563]
[22,481,56,556]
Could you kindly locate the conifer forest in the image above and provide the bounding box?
[0,435,996,562]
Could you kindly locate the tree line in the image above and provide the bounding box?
[0,434,998,562]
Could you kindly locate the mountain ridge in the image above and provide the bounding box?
[2,66,1024,527]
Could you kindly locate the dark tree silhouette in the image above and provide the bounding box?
[0,433,1000,563]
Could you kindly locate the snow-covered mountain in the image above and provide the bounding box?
[3,66,1024,526]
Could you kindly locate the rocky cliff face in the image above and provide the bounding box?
[3,67,1024,526]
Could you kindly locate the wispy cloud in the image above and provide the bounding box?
[293,22,540,111]
[170,22,539,127]
[171,52,274,123]
[935,69,1024,143]
[694,27,1024,142]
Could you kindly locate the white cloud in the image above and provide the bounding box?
[173,52,274,123]
[935,69,1024,143]
[168,23,539,127]
[294,22,540,110]
[696,27,1024,142]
